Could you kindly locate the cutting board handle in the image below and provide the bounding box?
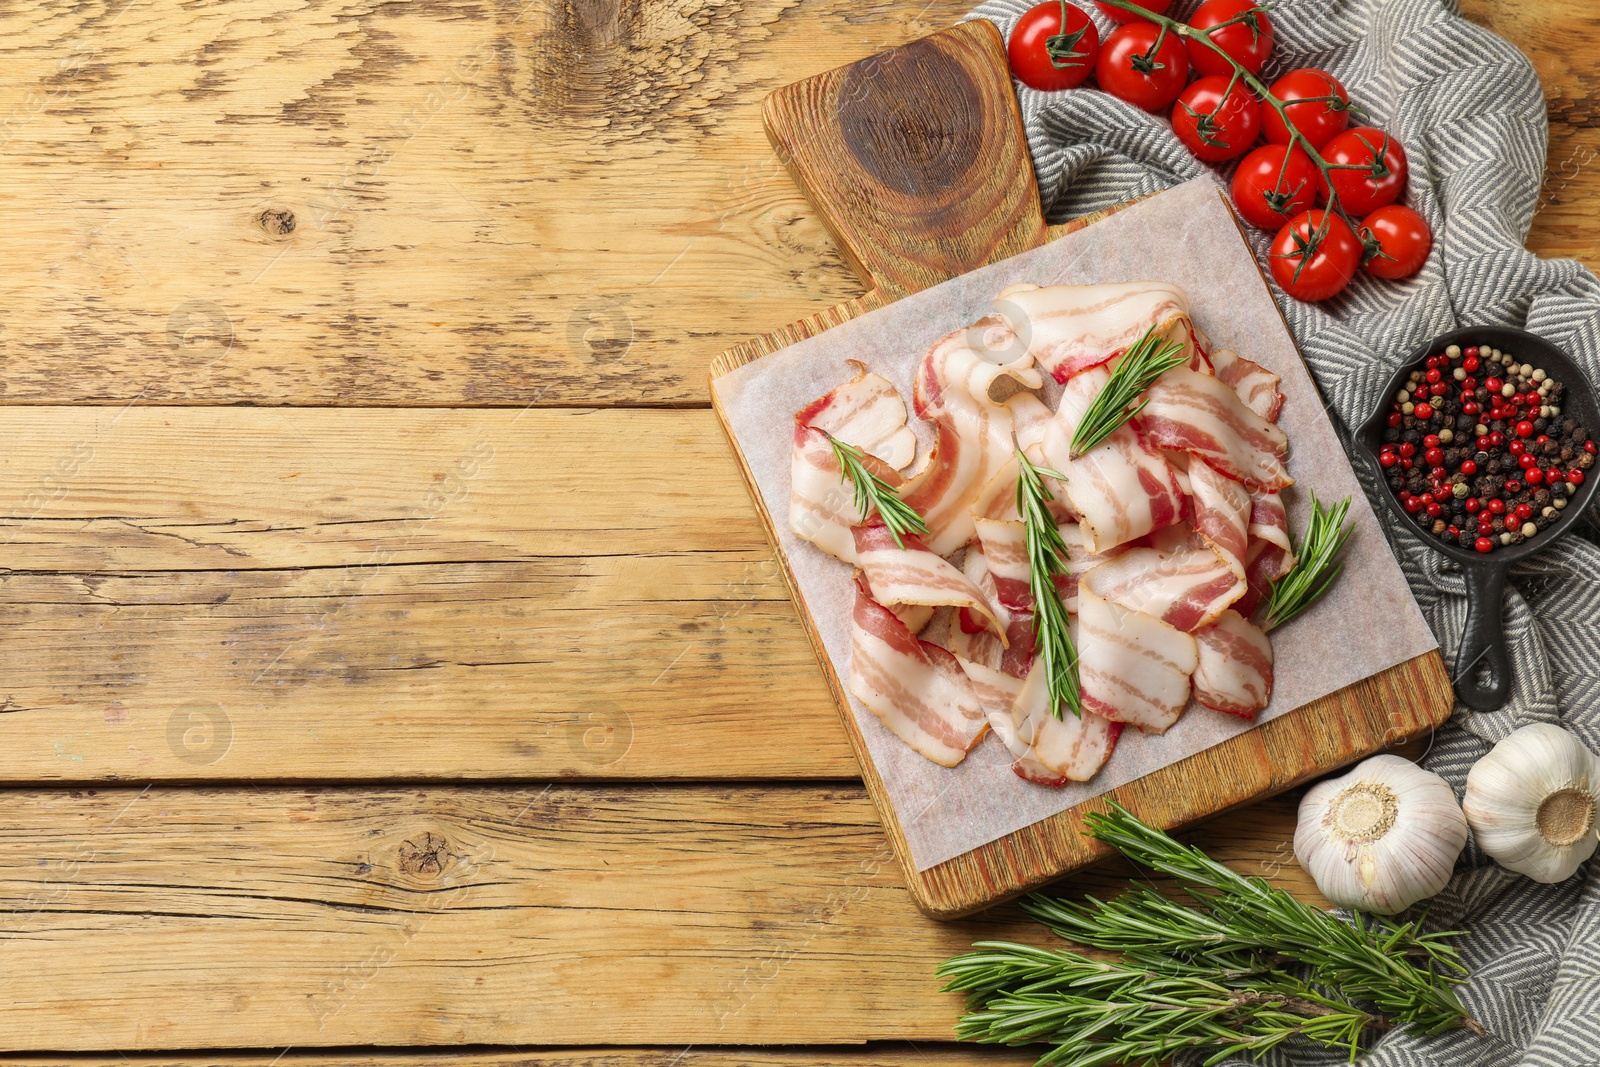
[761,19,1048,301]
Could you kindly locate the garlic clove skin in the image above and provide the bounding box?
[1295,754,1468,915]
[1464,723,1600,884]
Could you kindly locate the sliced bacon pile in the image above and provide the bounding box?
[788,280,1297,782]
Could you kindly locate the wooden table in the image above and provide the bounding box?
[0,0,1590,1060]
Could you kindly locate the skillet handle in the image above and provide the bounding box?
[1453,562,1510,711]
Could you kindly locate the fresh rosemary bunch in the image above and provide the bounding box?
[943,945,1384,1067]
[1015,451,1081,718]
[1049,806,1477,1034]
[1068,325,1188,458]
[939,806,1482,1067]
[1263,492,1354,631]
[826,433,928,549]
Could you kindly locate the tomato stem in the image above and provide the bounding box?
[1094,0,1361,230]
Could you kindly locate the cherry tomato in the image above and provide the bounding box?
[1261,68,1350,149]
[1361,204,1432,280]
[1185,0,1274,77]
[1270,210,1362,302]
[1231,143,1320,230]
[1096,0,1172,24]
[1095,22,1189,112]
[1321,126,1407,215]
[1172,75,1260,162]
[1007,2,1100,92]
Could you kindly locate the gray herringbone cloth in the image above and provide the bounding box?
[965,0,1600,1061]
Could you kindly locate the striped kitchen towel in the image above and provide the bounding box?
[965,0,1600,1061]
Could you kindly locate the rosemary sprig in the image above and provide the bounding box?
[942,945,1383,1067]
[1077,804,1478,1034]
[1068,326,1187,458]
[939,806,1481,1067]
[1015,452,1081,718]
[826,433,928,549]
[1263,492,1354,631]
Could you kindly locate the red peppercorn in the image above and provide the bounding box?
[1402,458,1414,470]
[1509,440,1525,455]
[1425,500,1442,517]
[1570,470,1586,486]
[1519,453,1537,469]
[1399,442,1416,457]
[1586,440,1597,455]
[1465,346,1479,358]
[1463,402,1479,416]
[1463,355,1480,372]
[1447,525,1460,536]
[1462,377,1478,391]
[1425,368,1440,384]
[1465,498,1481,514]
[1526,468,1545,485]
[1434,382,1451,397]
[1524,391,1541,406]
[1477,435,1493,450]
[1486,376,1503,392]
[1423,434,1441,448]
[1516,421,1535,438]
[1514,503,1533,519]
[1379,451,1397,468]
[1537,435,1551,445]
[1489,432,1505,447]
[1547,468,1564,483]
[1460,460,1478,475]
[1430,467,1448,481]
[1488,498,1507,515]
[1403,495,1424,513]
[1424,448,1444,466]
[1426,355,1440,369]
[1387,412,1403,428]
[1414,403,1434,420]
[1432,484,1451,500]
[1476,537,1494,553]
[1505,479,1523,494]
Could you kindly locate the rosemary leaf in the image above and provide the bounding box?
[1068,326,1188,458]
[1015,452,1081,718]
[1263,491,1353,631]
[826,434,928,550]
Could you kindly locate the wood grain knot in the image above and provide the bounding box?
[397,831,451,878]
[257,207,296,239]
[836,40,982,197]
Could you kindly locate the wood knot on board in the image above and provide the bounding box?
[398,831,450,877]
[836,39,981,197]
[257,207,296,238]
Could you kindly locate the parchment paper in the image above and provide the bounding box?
[712,176,1439,872]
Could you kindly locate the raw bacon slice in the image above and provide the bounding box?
[853,524,1005,641]
[847,578,987,767]
[1208,348,1285,423]
[900,321,1042,555]
[1234,538,1296,619]
[1249,492,1294,554]
[997,658,1123,785]
[1056,521,1127,613]
[994,281,1191,383]
[789,423,902,563]
[1189,460,1252,577]
[1138,367,1293,493]
[796,361,919,469]
[1041,366,1186,553]
[1081,546,1244,633]
[1078,587,1199,734]
[1192,609,1274,718]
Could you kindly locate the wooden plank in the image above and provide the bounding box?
[0,0,960,408]
[5,1050,1023,1067]
[0,783,1321,1051]
[0,405,851,781]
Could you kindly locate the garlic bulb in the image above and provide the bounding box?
[1464,723,1600,883]
[1295,755,1468,915]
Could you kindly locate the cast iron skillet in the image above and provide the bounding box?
[1356,326,1600,712]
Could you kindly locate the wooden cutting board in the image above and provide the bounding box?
[708,17,1453,919]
